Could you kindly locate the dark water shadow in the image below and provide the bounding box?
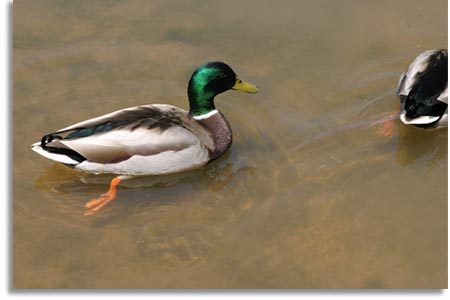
[6,0,13,293]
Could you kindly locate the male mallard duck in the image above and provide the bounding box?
[31,62,258,215]
[398,49,448,128]
[376,49,447,136]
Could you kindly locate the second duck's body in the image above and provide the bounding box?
[397,49,448,128]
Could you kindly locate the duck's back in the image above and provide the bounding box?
[398,49,447,100]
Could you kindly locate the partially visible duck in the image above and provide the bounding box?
[31,61,258,215]
[375,49,447,136]
[398,49,448,128]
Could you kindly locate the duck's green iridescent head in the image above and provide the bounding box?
[187,61,258,117]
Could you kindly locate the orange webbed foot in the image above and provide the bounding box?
[371,109,400,138]
[84,177,121,216]
[375,119,395,137]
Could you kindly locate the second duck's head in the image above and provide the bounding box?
[188,61,258,117]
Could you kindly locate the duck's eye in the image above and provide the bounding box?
[238,80,242,83]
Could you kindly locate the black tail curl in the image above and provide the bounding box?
[40,133,86,163]
[41,134,63,149]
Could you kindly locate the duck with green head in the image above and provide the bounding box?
[31,62,258,215]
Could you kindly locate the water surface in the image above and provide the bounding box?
[14,0,447,288]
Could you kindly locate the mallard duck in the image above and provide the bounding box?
[375,49,447,136]
[398,49,448,128]
[31,62,258,215]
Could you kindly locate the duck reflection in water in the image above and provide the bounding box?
[394,124,447,167]
[33,152,259,219]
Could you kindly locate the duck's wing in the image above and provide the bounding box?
[54,104,186,135]
[32,104,213,166]
[398,49,447,98]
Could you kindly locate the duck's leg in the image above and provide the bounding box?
[372,109,400,137]
[84,176,125,216]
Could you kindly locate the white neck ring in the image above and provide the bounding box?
[193,109,219,120]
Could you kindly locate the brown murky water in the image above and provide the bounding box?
[13,0,447,288]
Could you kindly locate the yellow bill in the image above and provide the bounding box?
[232,77,258,93]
